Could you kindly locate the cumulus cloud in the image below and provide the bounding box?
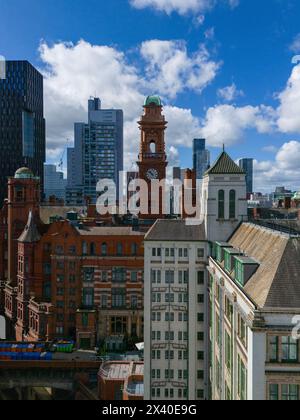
[217,83,244,102]
[254,141,300,191]
[40,39,213,168]
[141,40,220,98]
[130,0,239,15]
[200,104,276,147]
[277,63,300,134]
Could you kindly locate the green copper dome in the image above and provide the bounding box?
[144,95,162,107]
[15,167,34,179]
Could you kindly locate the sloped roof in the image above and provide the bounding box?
[206,151,245,175]
[18,211,41,243]
[229,223,300,309]
[145,219,206,242]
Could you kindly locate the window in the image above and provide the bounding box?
[197,248,204,259]
[281,385,299,401]
[165,270,175,284]
[82,288,94,308]
[112,289,126,308]
[100,295,108,308]
[238,355,247,400]
[269,384,279,401]
[237,314,248,349]
[131,243,138,256]
[43,282,51,300]
[117,243,123,256]
[197,271,204,285]
[101,243,108,256]
[82,241,88,255]
[198,332,204,341]
[112,268,126,283]
[229,190,236,219]
[90,242,96,256]
[43,263,51,275]
[130,271,138,282]
[218,190,225,219]
[130,295,138,309]
[83,267,94,283]
[198,294,204,304]
[269,336,279,362]
[198,313,204,322]
[282,337,298,363]
[225,331,232,372]
[225,296,233,324]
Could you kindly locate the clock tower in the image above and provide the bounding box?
[137,96,168,219]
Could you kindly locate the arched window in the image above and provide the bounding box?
[131,243,138,256]
[149,141,156,154]
[101,243,108,256]
[229,190,236,219]
[117,243,123,256]
[90,242,96,256]
[218,190,225,219]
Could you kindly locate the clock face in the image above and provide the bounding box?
[146,168,159,180]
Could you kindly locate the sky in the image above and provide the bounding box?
[1,0,300,192]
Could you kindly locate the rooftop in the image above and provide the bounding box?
[99,362,144,380]
[228,222,300,309]
[205,151,245,176]
[145,219,206,242]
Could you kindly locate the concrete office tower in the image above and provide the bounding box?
[0,61,45,206]
[239,159,254,196]
[44,164,67,201]
[67,98,124,204]
[144,220,210,401]
[193,139,210,180]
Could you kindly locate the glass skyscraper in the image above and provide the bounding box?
[239,158,254,195]
[0,61,45,205]
[67,98,123,204]
[193,138,210,180]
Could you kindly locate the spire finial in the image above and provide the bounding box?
[223,143,225,152]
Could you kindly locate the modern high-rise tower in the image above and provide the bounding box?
[67,98,124,204]
[0,61,46,206]
[238,158,254,196]
[193,139,210,180]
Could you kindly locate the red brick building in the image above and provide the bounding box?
[1,168,145,348]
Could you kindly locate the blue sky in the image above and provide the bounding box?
[1,0,300,191]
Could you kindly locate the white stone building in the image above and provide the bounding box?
[144,220,210,400]
[209,222,300,400]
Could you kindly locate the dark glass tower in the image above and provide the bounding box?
[239,158,254,196]
[0,61,45,206]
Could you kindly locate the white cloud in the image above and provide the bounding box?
[39,39,210,168]
[217,83,244,102]
[200,104,276,147]
[140,40,220,98]
[290,34,300,53]
[277,63,300,134]
[130,0,239,15]
[254,141,300,191]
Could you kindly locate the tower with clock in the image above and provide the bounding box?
[137,96,168,219]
